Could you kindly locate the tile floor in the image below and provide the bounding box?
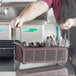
[0,59,75,76]
[0,72,16,76]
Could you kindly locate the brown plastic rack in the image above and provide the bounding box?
[14,43,68,64]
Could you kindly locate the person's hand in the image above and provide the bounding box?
[10,16,25,28]
[60,18,74,30]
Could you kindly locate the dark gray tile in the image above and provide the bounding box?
[0,59,14,71]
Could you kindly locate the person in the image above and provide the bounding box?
[60,18,76,29]
[10,0,76,30]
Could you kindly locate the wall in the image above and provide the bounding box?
[0,0,36,3]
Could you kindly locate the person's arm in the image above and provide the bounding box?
[60,18,76,30]
[10,0,49,28]
[73,18,76,25]
[20,0,49,22]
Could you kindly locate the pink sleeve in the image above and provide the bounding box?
[42,0,53,8]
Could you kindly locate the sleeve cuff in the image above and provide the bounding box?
[42,0,53,8]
